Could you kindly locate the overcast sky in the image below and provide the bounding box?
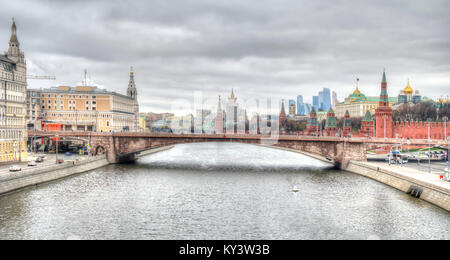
[1,0,449,114]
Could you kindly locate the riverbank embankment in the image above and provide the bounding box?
[0,145,174,196]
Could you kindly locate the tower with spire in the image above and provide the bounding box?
[226,89,238,134]
[375,69,393,138]
[305,106,319,136]
[127,66,139,131]
[324,108,337,136]
[215,95,224,134]
[360,110,375,137]
[1,19,27,162]
[342,110,352,137]
[279,100,287,131]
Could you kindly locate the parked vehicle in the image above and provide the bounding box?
[57,159,64,164]
[9,165,22,172]
[35,156,44,163]
[28,161,37,167]
[399,155,408,164]
[387,151,408,165]
[65,152,72,156]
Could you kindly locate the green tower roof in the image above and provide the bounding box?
[363,110,373,122]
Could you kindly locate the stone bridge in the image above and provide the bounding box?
[28,131,448,170]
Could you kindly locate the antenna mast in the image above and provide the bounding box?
[84,69,87,86]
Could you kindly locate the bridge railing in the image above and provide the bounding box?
[27,130,448,146]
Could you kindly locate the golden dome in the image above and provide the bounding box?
[404,80,413,94]
[353,87,361,95]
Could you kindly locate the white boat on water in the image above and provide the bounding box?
[292,186,299,192]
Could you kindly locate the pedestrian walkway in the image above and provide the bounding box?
[368,161,450,192]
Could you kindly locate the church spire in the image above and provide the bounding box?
[7,18,21,57]
[217,95,222,112]
[127,66,137,101]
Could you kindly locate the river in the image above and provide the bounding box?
[0,142,448,240]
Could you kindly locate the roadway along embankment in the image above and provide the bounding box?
[0,146,174,196]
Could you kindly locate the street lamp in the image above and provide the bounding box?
[427,118,432,173]
[19,131,22,162]
[443,116,448,141]
[55,133,59,164]
[14,141,17,161]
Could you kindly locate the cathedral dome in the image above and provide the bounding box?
[404,80,413,95]
[349,87,366,101]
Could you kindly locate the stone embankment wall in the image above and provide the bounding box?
[346,161,450,212]
[0,146,174,196]
[0,156,109,195]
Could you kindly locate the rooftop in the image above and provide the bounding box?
[0,54,15,64]
[39,86,132,100]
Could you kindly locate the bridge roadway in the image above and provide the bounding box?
[28,131,448,170]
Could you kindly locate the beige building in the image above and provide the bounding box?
[39,84,137,132]
[0,19,27,163]
[335,87,397,118]
[138,113,147,132]
[26,88,42,130]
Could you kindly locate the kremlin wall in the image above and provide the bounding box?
[299,70,449,140]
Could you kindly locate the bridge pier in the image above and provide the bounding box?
[274,140,367,170]
[333,141,367,170]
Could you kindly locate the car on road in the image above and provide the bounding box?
[28,161,37,167]
[57,159,64,164]
[35,156,44,163]
[9,165,22,172]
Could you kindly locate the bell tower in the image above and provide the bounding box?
[127,66,139,131]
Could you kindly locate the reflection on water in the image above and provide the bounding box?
[0,142,448,240]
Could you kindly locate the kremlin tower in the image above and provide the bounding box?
[324,108,337,137]
[305,107,319,135]
[375,69,393,138]
[342,110,352,137]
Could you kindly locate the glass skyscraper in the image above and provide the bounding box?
[322,88,332,111]
[297,95,305,115]
[313,96,319,110]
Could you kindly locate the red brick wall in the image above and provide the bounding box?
[393,121,449,140]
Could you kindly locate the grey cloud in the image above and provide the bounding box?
[0,0,449,113]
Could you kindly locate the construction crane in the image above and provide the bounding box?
[27,75,56,80]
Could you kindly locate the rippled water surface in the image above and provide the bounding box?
[0,143,448,240]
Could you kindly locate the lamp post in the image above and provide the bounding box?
[444,116,448,141]
[13,141,17,161]
[428,118,431,173]
[55,133,59,164]
[19,131,22,162]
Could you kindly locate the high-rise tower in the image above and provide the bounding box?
[226,89,238,134]
[215,95,224,134]
[375,69,393,138]
[279,100,287,129]
[127,66,139,131]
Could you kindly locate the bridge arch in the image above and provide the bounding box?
[94,145,106,155]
